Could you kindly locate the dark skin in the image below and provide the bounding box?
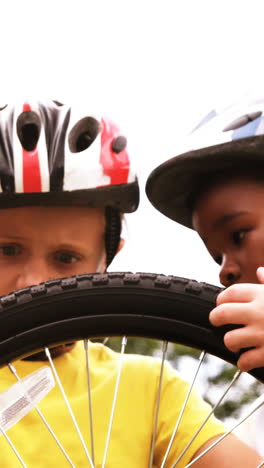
[193,178,264,372]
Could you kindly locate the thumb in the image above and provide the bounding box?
[256,266,264,284]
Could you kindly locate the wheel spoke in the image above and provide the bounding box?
[0,424,27,467]
[45,347,94,468]
[83,339,95,465]
[0,273,262,466]
[170,369,242,467]
[8,363,76,467]
[184,394,264,468]
[148,341,168,468]
[160,351,207,468]
[102,336,127,468]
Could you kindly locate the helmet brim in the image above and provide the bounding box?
[146,135,264,228]
[0,181,139,213]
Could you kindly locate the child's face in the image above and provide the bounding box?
[0,205,106,296]
[192,179,264,287]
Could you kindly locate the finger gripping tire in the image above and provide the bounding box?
[0,272,263,382]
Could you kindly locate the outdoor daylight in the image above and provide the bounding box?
[0,1,263,467]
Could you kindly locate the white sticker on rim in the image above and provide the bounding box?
[0,366,54,433]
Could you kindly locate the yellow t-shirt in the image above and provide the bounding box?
[0,341,226,467]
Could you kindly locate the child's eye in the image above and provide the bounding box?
[54,251,80,265]
[0,245,20,256]
[232,230,247,245]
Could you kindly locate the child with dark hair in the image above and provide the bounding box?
[146,95,264,457]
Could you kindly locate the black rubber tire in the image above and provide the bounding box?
[0,272,263,383]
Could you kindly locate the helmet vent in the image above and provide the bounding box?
[223,111,262,132]
[53,100,64,106]
[17,111,41,151]
[68,117,100,153]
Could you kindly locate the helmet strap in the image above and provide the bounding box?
[104,207,122,268]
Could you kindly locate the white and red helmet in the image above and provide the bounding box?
[0,100,139,212]
[0,100,139,267]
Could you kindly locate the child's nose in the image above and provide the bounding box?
[219,254,241,287]
[15,258,52,290]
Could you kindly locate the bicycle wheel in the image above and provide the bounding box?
[0,272,263,468]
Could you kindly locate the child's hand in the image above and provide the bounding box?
[209,266,264,372]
